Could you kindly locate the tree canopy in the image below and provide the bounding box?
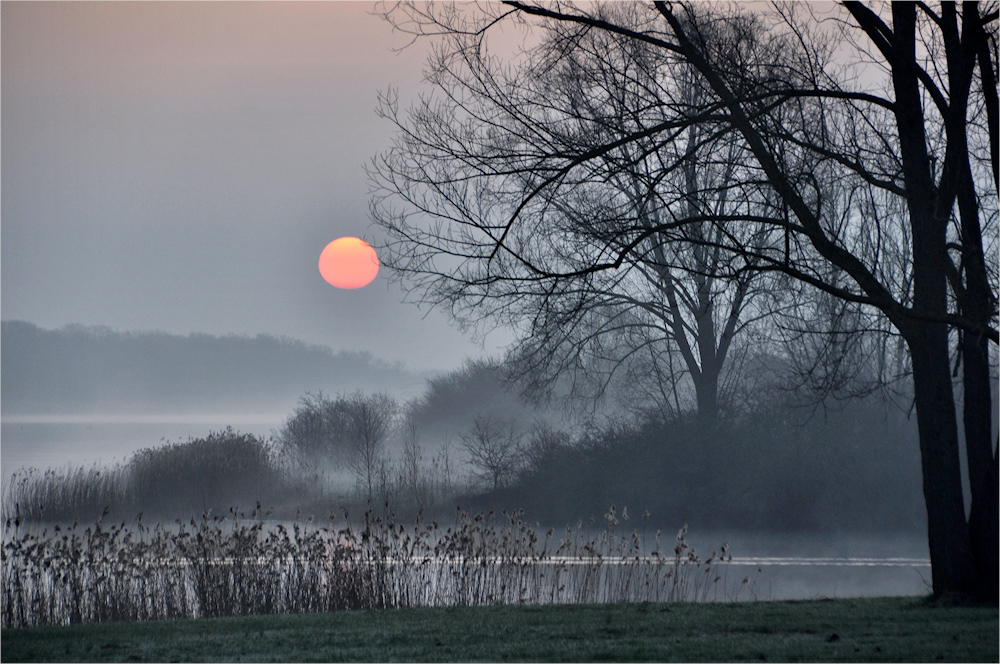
[371,1,997,599]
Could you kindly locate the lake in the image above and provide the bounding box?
[608,528,931,600]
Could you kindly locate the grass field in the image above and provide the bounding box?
[2,597,996,662]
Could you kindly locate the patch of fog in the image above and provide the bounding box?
[1,415,285,471]
[2,413,288,425]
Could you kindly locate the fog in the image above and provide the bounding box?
[3,2,994,610]
[1,2,508,371]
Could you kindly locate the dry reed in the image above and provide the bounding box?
[3,505,731,628]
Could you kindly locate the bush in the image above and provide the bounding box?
[477,398,926,533]
[4,428,284,522]
[274,392,355,472]
[126,427,282,517]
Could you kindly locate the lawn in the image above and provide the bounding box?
[2,597,996,662]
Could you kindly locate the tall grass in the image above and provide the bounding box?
[2,426,464,524]
[3,428,285,523]
[2,465,125,524]
[2,506,733,628]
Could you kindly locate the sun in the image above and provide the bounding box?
[318,237,379,289]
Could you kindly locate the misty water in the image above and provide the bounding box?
[677,530,929,600]
[1,416,931,602]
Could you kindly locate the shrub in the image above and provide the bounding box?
[3,428,284,522]
[125,427,282,517]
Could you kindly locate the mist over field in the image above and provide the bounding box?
[2,1,996,624]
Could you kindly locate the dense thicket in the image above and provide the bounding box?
[475,400,925,533]
[4,384,925,532]
[2,508,728,628]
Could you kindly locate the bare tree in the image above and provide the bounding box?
[652,0,998,598]
[346,391,398,504]
[275,392,355,494]
[371,1,998,597]
[460,414,524,491]
[430,439,457,507]
[372,4,779,426]
[398,411,428,509]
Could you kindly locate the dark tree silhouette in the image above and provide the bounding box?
[371,5,780,425]
[345,392,398,504]
[276,392,355,470]
[371,1,997,598]
[460,414,524,491]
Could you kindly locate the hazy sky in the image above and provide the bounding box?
[2,1,509,371]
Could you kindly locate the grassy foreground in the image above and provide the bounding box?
[2,597,996,663]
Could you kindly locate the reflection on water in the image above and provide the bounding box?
[673,530,930,600]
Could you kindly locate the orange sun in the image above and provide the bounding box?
[318,237,379,289]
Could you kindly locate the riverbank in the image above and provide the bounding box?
[2,596,996,662]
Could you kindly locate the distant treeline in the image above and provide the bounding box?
[1,321,427,415]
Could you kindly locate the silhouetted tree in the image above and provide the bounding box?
[372,6,781,426]
[346,392,398,503]
[372,1,998,598]
[460,414,524,491]
[276,392,354,482]
[398,411,429,510]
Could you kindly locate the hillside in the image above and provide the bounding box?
[1,321,430,416]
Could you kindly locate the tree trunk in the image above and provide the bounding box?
[955,144,998,600]
[962,330,999,600]
[693,362,720,427]
[944,1,999,601]
[906,323,979,596]
[888,3,980,598]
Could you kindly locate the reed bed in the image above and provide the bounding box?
[3,429,285,524]
[2,506,733,628]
